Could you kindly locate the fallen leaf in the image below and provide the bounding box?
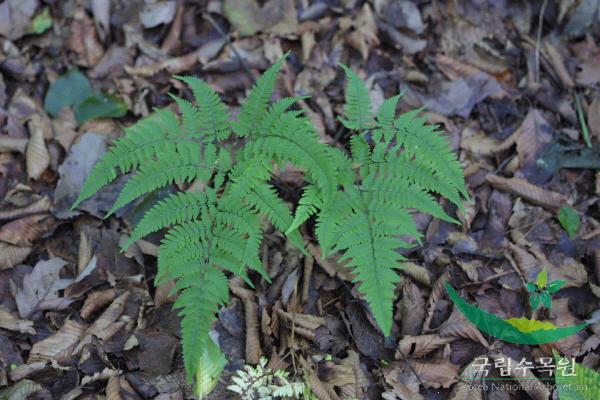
[224,0,298,37]
[340,4,379,60]
[0,242,32,269]
[489,352,549,400]
[0,196,51,221]
[397,279,425,336]
[0,136,28,154]
[588,97,600,140]
[16,257,74,318]
[74,92,128,124]
[68,8,104,67]
[0,213,55,245]
[91,0,110,40]
[80,288,117,319]
[383,362,424,400]
[410,359,459,388]
[448,358,487,400]
[439,307,490,348]
[28,319,87,362]
[486,174,568,211]
[25,114,50,180]
[0,0,39,40]
[140,0,176,28]
[396,334,455,359]
[44,69,93,117]
[322,351,369,399]
[0,308,36,334]
[0,379,42,399]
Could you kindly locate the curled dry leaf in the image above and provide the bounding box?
[81,367,120,385]
[397,279,425,336]
[396,334,455,359]
[77,230,93,275]
[26,115,50,180]
[422,271,450,332]
[383,363,424,400]
[410,359,460,389]
[449,358,487,400]
[439,307,490,348]
[16,257,74,318]
[0,136,28,154]
[68,8,104,67]
[322,351,369,399]
[230,278,262,363]
[0,308,36,334]
[80,288,117,319]
[0,196,51,222]
[0,213,55,245]
[106,375,141,400]
[400,262,431,287]
[486,174,568,211]
[0,242,31,269]
[28,319,87,362]
[299,356,341,400]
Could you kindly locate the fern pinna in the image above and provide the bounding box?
[73,55,466,397]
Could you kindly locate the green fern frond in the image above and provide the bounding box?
[232,54,288,137]
[74,60,468,395]
[338,64,375,132]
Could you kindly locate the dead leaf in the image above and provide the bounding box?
[0,0,39,40]
[0,379,43,399]
[0,196,51,221]
[299,356,341,400]
[486,174,568,211]
[383,362,424,400]
[489,352,549,400]
[439,306,490,348]
[91,0,110,40]
[223,0,298,37]
[68,8,104,67]
[322,351,369,399]
[339,4,379,61]
[410,359,459,388]
[80,288,117,319]
[0,242,31,269]
[26,115,50,180]
[0,308,36,334]
[140,0,176,28]
[588,97,600,140]
[16,257,75,318]
[106,375,142,400]
[577,53,600,85]
[397,279,425,335]
[400,262,431,287]
[0,213,55,245]
[28,319,87,362]
[0,136,28,154]
[449,358,487,400]
[396,334,455,359]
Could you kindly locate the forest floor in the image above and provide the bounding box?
[1,1,600,399]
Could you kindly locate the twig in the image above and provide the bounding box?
[203,13,256,84]
[574,92,592,148]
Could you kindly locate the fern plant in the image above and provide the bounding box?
[73,54,467,397]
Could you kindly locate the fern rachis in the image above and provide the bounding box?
[74,55,467,397]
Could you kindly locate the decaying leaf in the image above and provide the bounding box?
[68,8,104,67]
[486,174,568,211]
[28,319,87,362]
[0,213,55,245]
[439,307,490,348]
[396,334,455,359]
[0,242,31,269]
[299,356,341,400]
[400,262,431,287]
[0,196,51,221]
[322,351,369,399]
[339,4,379,60]
[383,363,424,400]
[410,359,460,388]
[448,358,487,400]
[422,271,450,333]
[489,352,549,400]
[0,379,43,400]
[80,288,117,319]
[0,308,36,334]
[0,136,28,154]
[106,375,141,400]
[25,114,50,180]
[397,279,425,336]
[16,257,74,318]
[223,0,298,37]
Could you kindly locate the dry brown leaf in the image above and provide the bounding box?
[396,334,455,359]
[68,8,104,67]
[544,41,574,88]
[81,367,120,385]
[410,359,459,388]
[397,279,425,335]
[26,115,50,180]
[77,231,93,275]
[223,0,298,37]
[439,307,490,348]
[16,257,75,318]
[275,308,326,331]
[52,108,79,151]
[8,362,46,382]
[495,109,553,164]
[28,319,88,362]
[541,298,585,357]
[588,98,600,141]
[400,262,431,287]
[0,379,43,400]
[322,351,369,399]
[0,136,28,154]
[448,358,487,400]
[0,307,36,334]
[422,271,450,333]
[0,196,52,222]
[0,242,31,269]
[0,213,55,245]
[299,357,341,400]
[508,241,540,281]
[486,174,568,211]
[489,352,549,400]
[106,375,141,400]
[80,288,117,319]
[341,4,379,60]
[383,363,424,400]
[154,279,177,308]
[306,243,353,281]
[460,124,502,156]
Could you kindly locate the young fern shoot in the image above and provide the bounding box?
[73,54,467,397]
